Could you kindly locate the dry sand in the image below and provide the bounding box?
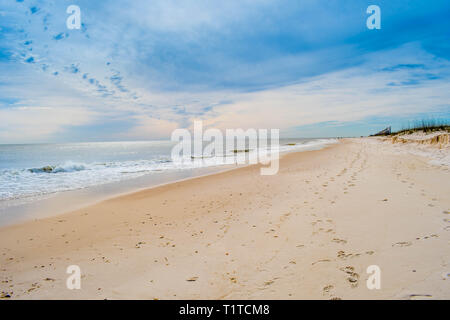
[0,138,449,299]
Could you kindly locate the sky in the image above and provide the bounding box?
[0,0,449,143]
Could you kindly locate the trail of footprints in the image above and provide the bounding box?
[392,233,440,248]
[392,211,448,248]
[312,147,374,298]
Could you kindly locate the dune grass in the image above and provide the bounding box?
[391,119,450,135]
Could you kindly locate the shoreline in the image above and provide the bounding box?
[1,138,448,299]
[0,164,239,227]
[0,140,336,227]
[0,146,308,228]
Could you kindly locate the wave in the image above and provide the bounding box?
[29,161,88,173]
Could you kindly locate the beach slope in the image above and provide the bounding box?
[1,138,449,299]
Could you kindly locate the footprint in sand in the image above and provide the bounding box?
[186,276,198,282]
[337,250,353,259]
[322,284,334,296]
[340,266,359,288]
[311,259,331,266]
[392,241,412,247]
[337,250,374,259]
[258,277,279,290]
[332,238,347,244]
[280,212,291,222]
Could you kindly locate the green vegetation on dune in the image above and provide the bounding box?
[391,119,450,135]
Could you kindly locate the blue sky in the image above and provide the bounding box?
[0,0,449,143]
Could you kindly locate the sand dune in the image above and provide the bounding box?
[388,130,449,148]
[0,138,449,299]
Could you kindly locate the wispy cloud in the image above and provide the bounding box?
[0,0,449,142]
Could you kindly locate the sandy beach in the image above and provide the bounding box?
[1,138,449,300]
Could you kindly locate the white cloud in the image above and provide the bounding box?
[123,115,179,140]
[191,44,450,134]
[0,106,96,143]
